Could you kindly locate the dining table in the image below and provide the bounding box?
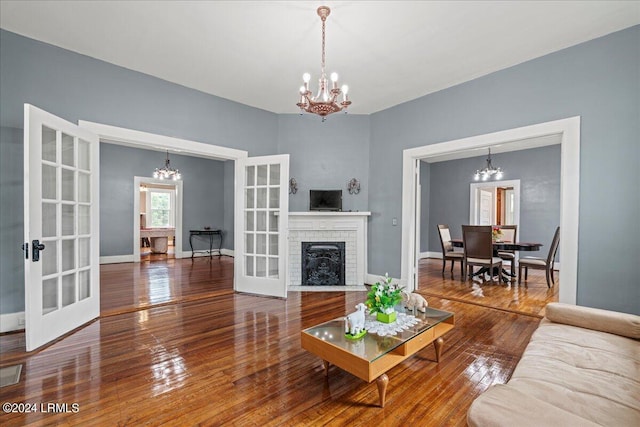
[449,239,543,282]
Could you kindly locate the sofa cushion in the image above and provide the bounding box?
[546,302,640,339]
[468,317,640,426]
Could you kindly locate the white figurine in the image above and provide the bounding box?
[402,291,429,312]
[345,303,367,335]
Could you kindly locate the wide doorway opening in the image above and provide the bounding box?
[401,117,580,312]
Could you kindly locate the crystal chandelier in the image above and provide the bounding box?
[296,6,351,121]
[153,151,181,180]
[474,148,503,181]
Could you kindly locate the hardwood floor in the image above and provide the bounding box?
[418,258,559,317]
[0,257,549,426]
[100,256,234,317]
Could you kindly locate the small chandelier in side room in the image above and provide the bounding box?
[296,6,351,121]
[153,151,181,180]
[474,148,503,181]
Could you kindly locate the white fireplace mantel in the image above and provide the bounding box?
[287,212,371,288]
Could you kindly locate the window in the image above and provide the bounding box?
[147,188,175,228]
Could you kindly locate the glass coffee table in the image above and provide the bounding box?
[301,307,454,407]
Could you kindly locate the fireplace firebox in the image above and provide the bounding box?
[301,242,345,286]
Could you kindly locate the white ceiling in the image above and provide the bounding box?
[1,1,639,115]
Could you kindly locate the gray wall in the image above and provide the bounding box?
[422,145,561,256]
[277,114,370,212]
[0,29,277,313]
[369,25,639,314]
[1,25,639,315]
[100,144,227,256]
[223,161,235,250]
[0,127,24,313]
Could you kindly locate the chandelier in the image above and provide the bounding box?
[296,6,351,120]
[153,151,181,180]
[474,148,503,181]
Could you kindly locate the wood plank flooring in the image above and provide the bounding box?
[418,258,558,317]
[0,257,550,426]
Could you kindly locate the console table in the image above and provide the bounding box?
[189,229,223,258]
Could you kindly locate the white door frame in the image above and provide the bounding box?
[78,121,248,262]
[402,117,580,305]
[133,177,184,262]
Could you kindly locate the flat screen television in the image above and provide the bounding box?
[309,190,342,211]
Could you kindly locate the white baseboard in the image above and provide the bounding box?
[365,273,402,286]
[0,311,25,333]
[182,249,234,258]
[100,255,134,264]
[100,249,233,264]
[421,251,442,259]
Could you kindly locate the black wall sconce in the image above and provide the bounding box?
[289,177,298,194]
[347,178,360,194]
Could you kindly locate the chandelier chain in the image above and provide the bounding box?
[321,15,326,77]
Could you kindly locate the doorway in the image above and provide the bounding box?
[469,180,520,226]
[401,117,580,306]
[79,120,289,301]
[134,177,183,263]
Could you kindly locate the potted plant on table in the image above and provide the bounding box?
[365,273,403,323]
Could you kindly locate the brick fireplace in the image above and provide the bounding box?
[288,212,370,287]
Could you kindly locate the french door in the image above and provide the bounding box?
[234,155,289,298]
[23,104,100,351]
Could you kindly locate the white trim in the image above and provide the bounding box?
[421,251,441,259]
[0,312,25,333]
[402,117,580,305]
[100,255,135,264]
[221,248,234,257]
[100,250,233,264]
[182,248,234,258]
[365,273,401,286]
[78,121,247,161]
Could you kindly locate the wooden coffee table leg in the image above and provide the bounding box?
[322,360,330,377]
[434,337,444,362]
[376,374,389,407]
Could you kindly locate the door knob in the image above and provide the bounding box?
[32,239,46,262]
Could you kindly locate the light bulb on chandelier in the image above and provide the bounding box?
[296,6,351,121]
[153,150,181,181]
[473,148,503,181]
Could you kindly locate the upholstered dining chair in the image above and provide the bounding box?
[518,226,560,288]
[462,225,503,284]
[496,224,517,277]
[437,224,464,278]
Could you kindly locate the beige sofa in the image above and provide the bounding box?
[468,303,640,426]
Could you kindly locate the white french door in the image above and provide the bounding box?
[23,104,100,351]
[234,155,289,298]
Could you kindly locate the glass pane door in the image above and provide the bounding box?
[235,155,289,298]
[24,104,100,351]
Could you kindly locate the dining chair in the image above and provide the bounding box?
[462,225,503,284]
[518,226,560,288]
[496,224,517,277]
[437,224,464,278]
